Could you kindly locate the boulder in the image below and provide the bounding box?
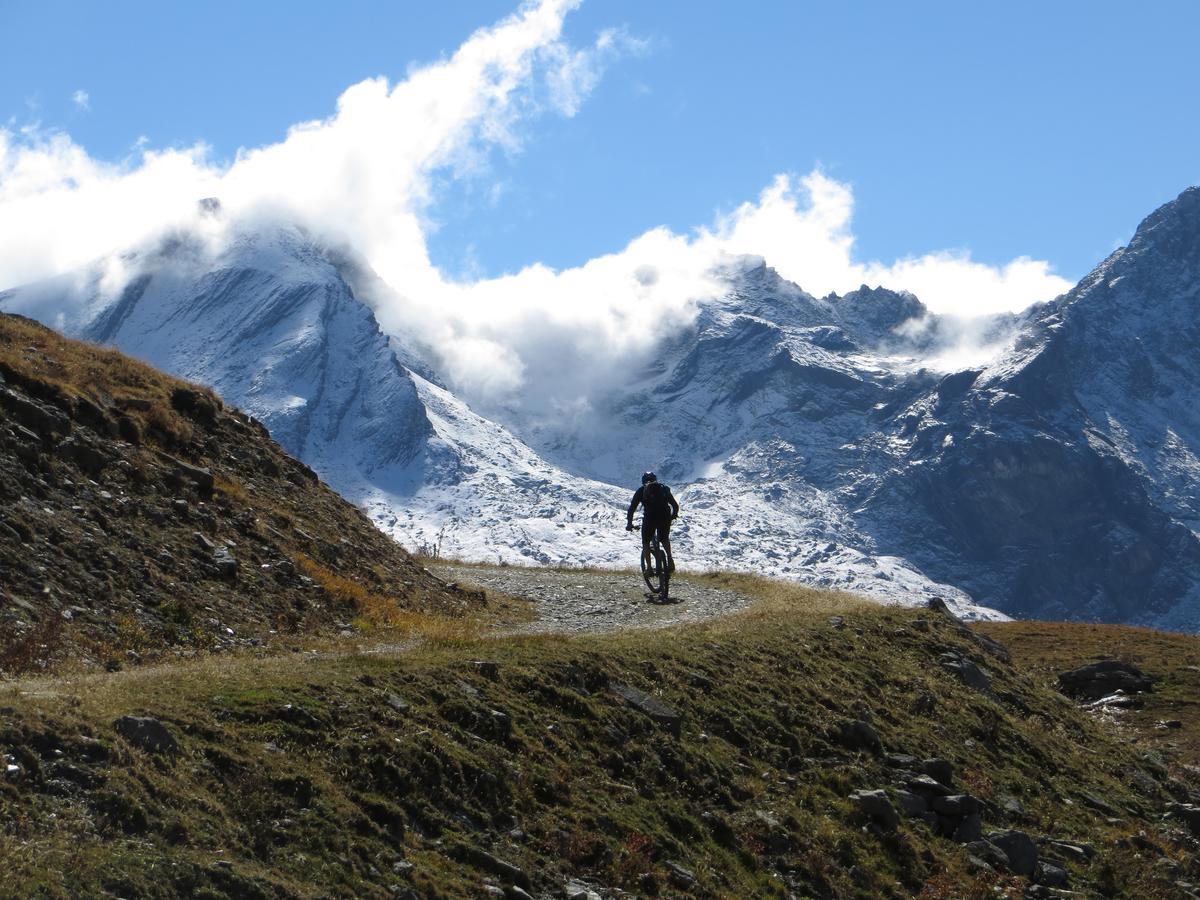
[932,794,980,817]
[1058,660,1154,700]
[849,789,899,830]
[1035,861,1069,887]
[609,683,681,736]
[965,840,1011,872]
[939,652,992,693]
[894,790,928,817]
[213,548,239,580]
[665,862,696,890]
[836,719,882,754]
[113,716,179,754]
[564,882,601,900]
[921,757,955,786]
[1166,802,1200,836]
[987,829,1038,876]
[907,774,953,797]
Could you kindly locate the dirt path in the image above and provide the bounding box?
[430,563,756,635]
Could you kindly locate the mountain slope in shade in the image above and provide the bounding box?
[860,188,1200,628]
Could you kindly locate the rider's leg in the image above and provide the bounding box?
[641,528,653,572]
[662,536,675,572]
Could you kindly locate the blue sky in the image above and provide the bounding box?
[2,0,1198,300]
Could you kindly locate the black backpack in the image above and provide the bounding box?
[642,481,671,518]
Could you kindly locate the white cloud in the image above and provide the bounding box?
[0,0,601,291]
[72,90,90,111]
[703,172,1073,316]
[0,0,1073,424]
[386,171,1070,414]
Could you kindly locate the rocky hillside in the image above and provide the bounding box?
[1,583,1198,898]
[0,313,478,673]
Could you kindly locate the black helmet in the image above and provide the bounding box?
[642,471,657,484]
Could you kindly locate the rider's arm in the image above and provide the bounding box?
[667,488,680,519]
[626,487,643,527]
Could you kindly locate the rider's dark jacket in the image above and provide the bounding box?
[627,483,680,525]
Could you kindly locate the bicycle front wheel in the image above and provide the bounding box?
[641,548,663,595]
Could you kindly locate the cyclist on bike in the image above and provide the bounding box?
[626,471,680,573]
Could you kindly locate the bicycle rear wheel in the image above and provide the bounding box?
[656,546,670,601]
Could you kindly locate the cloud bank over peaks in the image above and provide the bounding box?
[0,0,1073,422]
[0,0,620,291]
[381,171,1072,417]
[707,173,1073,317]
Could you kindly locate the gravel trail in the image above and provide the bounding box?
[429,564,756,635]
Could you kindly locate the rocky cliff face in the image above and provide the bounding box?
[861,188,1200,628]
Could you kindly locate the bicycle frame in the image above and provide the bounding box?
[635,518,670,601]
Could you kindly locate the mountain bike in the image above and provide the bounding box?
[634,519,670,602]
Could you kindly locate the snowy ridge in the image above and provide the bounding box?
[7,187,1200,627]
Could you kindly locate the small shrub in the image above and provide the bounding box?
[0,615,65,674]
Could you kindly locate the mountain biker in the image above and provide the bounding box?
[626,472,680,573]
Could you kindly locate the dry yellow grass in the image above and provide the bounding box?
[692,570,875,622]
[0,313,214,445]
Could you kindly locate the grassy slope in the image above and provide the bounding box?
[2,579,1197,899]
[0,313,479,673]
[980,620,1200,777]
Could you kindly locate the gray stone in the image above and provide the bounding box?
[1035,862,1069,887]
[386,693,410,712]
[894,789,928,817]
[213,547,238,580]
[850,789,899,830]
[965,840,1010,872]
[939,651,992,693]
[503,887,535,900]
[836,719,882,754]
[610,683,681,736]
[564,882,601,900]
[666,861,696,889]
[1058,660,1154,700]
[113,715,179,754]
[953,813,982,843]
[932,794,980,817]
[1043,839,1094,862]
[921,757,954,786]
[998,794,1026,818]
[907,774,953,796]
[1166,802,1200,836]
[472,660,500,680]
[987,829,1038,876]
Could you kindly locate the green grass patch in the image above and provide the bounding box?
[0,589,1196,897]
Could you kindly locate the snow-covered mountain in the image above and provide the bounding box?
[5,187,1200,627]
